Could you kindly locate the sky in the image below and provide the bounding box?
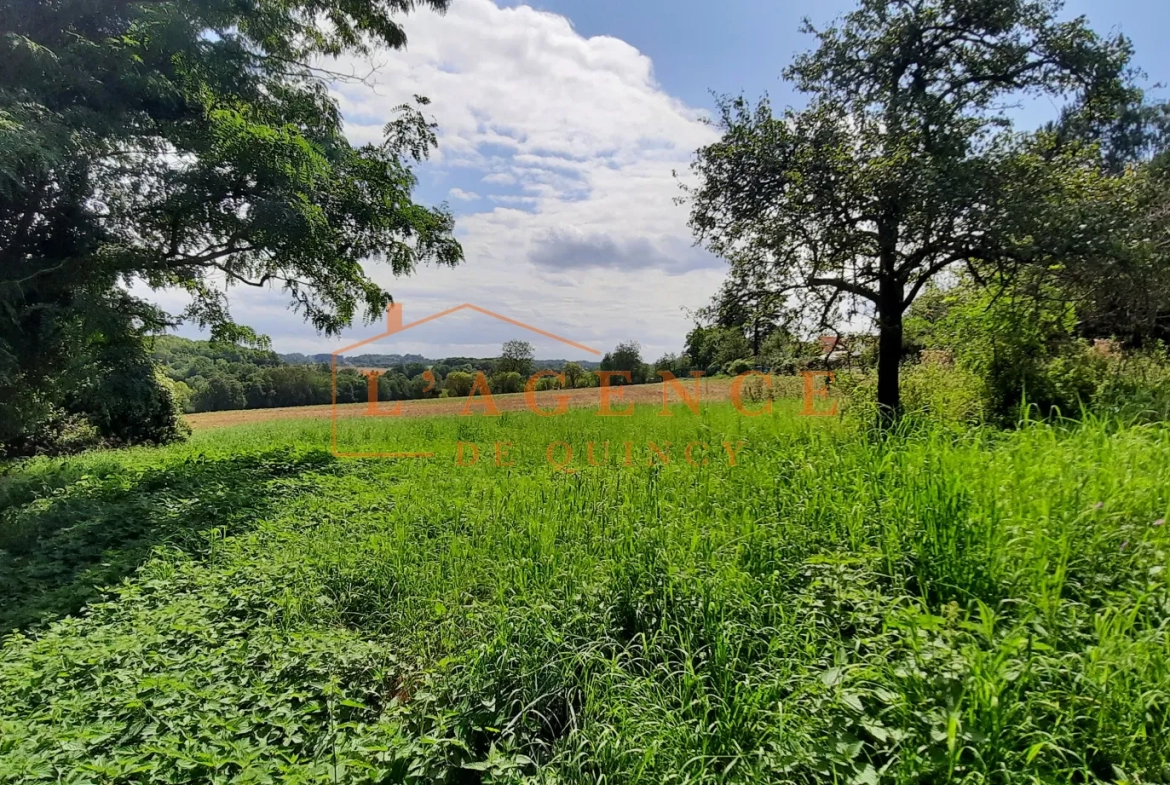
[156,0,1169,362]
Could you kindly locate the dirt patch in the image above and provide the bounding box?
[185,379,741,432]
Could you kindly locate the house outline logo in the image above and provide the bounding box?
[331,302,601,459]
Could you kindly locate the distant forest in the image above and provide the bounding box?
[279,350,600,372]
[151,336,602,414]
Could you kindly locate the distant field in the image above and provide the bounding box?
[2,404,1169,782]
[185,376,745,431]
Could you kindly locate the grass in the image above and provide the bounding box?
[1,402,1169,783]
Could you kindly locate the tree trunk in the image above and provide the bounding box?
[876,276,904,425]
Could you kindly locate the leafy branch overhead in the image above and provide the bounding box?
[0,0,462,451]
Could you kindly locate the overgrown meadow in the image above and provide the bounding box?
[2,403,1169,783]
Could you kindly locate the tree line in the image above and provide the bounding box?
[153,336,650,414]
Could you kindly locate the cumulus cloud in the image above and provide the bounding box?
[159,0,728,360]
[448,187,480,200]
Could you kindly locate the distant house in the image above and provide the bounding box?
[814,332,870,367]
[818,335,856,366]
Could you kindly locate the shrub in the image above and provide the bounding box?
[724,358,755,376]
[0,407,105,458]
[740,373,771,403]
[906,276,1107,422]
[445,371,475,397]
[1088,344,1170,421]
[900,359,986,424]
[491,371,523,395]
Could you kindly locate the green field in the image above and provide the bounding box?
[2,404,1169,783]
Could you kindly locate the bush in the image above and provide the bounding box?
[724,358,755,376]
[445,371,475,397]
[836,363,984,428]
[1086,344,1170,422]
[0,407,105,458]
[906,276,1110,422]
[900,359,986,424]
[492,371,524,395]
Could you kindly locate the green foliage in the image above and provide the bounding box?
[490,371,524,395]
[844,361,986,426]
[1,298,188,456]
[905,274,1170,424]
[900,361,985,425]
[907,277,1076,419]
[151,336,467,412]
[724,357,755,376]
[685,0,1136,413]
[600,341,648,384]
[0,449,331,632]
[1092,348,1170,421]
[2,408,1170,781]
[685,325,750,375]
[497,341,535,378]
[905,275,1170,421]
[444,371,475,398]
[562,362,586,389]
[193,375,247,412]
[1,0,460,450]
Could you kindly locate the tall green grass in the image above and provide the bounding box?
[1,405,1168,782]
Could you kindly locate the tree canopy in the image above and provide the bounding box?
[0,0,461,451]
[685,0,1138,418]
[498,340,536,378]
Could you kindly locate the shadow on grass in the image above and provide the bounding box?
[0,448,335,634]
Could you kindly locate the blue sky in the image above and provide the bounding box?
[159,0,1169,361]
[502,0,1168,111]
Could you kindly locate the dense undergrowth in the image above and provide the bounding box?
[1,405,1169,783]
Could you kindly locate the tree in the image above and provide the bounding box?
[1046,100,1170,347]
[685,325,750,375]
[498,340,536,377]
[701,262,790,356]
[491,371,524,395]
[562,362,586,389]
[600,341,647,384]
[194,374,246,412]
[685,0,1133,419]
[0,0,460,450]
[445,371,476,398]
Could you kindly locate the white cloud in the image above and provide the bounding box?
[481,172,516,185]
[448,187,480,200]
[162,0,728,360]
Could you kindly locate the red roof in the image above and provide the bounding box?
[818,335,843,354]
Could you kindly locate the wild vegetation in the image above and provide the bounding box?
[2,405,1169,782]
[4,0,1170,780]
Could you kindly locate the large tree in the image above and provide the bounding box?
[497,340,536,377]
[685,0,1134,418]
[0,0,461,450]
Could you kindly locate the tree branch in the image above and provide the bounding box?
[809,276,880,304]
